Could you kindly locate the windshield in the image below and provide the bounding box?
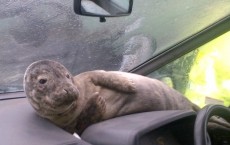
[0,0,230,93]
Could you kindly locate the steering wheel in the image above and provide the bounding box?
[194,104,230,145]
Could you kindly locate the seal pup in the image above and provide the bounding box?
[24,60,230,134]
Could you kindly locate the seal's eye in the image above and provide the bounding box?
[66,74,70,79]
[39,79,47,84]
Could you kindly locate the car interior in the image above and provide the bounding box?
[0,0,230,145]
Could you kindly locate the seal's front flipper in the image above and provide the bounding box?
[75,92,106,135]
[208,122,230,132]
[90,71,136,93]
[209,116,230,130]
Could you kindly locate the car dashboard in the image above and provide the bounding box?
[0,92,229,145]
[81,108,195,145]
[139,117,194,145]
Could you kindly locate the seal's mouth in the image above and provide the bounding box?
[41,101,76,117]
[57,101,76,115]
[43,89,78,107]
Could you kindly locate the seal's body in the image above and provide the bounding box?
[25,60,224,134]
[74,71,196,119]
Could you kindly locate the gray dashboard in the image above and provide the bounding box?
[0,95,196,145]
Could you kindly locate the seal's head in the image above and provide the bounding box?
[24,60,79,119]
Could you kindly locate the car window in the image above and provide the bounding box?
[148,31,230,107]
[0,0,230,93]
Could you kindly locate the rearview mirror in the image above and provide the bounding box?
[74,0,133,22]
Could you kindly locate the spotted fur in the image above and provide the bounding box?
[24,60,230,134]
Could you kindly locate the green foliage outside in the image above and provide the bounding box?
[185,31,230,107]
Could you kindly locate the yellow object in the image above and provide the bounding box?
[186,31,230,107]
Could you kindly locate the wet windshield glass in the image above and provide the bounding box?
[0,0,230,93]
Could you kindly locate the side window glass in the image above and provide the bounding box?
[148,31,230,107]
